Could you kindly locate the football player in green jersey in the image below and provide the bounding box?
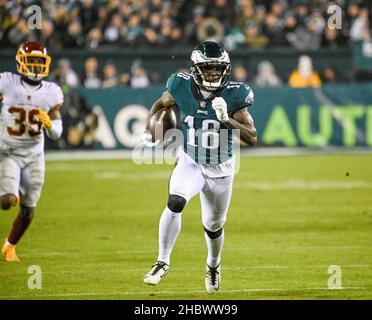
[142,41,257,293]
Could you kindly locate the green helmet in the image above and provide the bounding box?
[190,41,231,92]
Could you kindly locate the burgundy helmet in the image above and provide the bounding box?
[16,41,51,81]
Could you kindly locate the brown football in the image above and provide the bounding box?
[148,106,179,142]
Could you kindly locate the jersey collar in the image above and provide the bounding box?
[190,79,224,102]
[21,76,43,89]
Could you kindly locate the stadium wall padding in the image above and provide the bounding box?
[79,83,372,149]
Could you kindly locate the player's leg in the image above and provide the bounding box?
[144,154,206,285]
[3,154,45,262]
[156,194,186,265]
[143,194,186,285]
[6,205,35,247]
[0,155,20,210]
[0,155,22,262]
[200,175,234,293]
[2,205,35,262]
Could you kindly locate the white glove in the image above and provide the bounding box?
[141,132,160,147]
[212,97,229,123]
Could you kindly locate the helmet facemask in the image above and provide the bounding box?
[16,49,51,81]
[192,62,231,92]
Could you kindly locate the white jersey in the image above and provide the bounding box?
[0,72,63,157]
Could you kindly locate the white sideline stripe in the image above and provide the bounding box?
[45,147,372,161]
[0,287,368,299]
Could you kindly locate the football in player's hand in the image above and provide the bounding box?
[148,106,179,143]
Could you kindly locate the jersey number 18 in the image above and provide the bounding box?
[184,116,220,149]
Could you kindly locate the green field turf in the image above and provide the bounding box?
[0,153,371,300]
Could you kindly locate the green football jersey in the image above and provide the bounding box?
[166,72,254,165]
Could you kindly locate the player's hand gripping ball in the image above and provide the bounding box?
[212,97,229,123]
[144,106,179,146]
[141,131,160,147]
[37,109,52,129]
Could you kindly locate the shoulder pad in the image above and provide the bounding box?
[225,81,254,106]
[43,81,64,107]
[166,72,192,94]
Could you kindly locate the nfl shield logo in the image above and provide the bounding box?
[200,101,206,108]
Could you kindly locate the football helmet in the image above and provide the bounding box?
[16,41,51,81]
[190,41,231,92]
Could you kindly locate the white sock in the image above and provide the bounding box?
[5,240,14,247]
[157,207,182,265]
[205,229,224,268]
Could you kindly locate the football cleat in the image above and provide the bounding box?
[205,263,221,293]
[2,239,20,262]
[144,261,169,285]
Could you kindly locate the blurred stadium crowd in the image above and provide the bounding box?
[0,0,371,89]
[51,54,336,89]
[1,0,370,49]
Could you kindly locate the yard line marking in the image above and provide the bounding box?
[95,171,171,180]
[224,246,369,251]
[0,287,368,299]
[18,245,369,257]
[45,148,372,162]
[235,180,372,190]
[3,264,371,276]
[51,264,371,274]
[38,264,371,274]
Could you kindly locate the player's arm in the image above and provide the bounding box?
[48,104,62,121]
[38,104,63,140]
[212,97,257,146]
[142,91,176,146]
[145,91,176,130]
[227,108,257,146]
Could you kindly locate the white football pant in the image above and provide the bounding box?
[169,151,233,231]
[0,152,45,208]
